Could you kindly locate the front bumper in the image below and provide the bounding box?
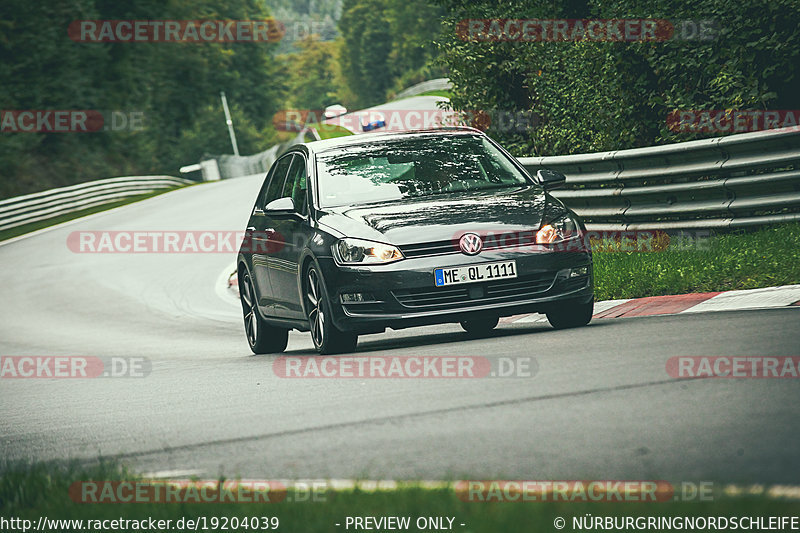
[316,248,593,333]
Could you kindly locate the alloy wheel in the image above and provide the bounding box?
[241,272,258,347]
[307,268,325,348]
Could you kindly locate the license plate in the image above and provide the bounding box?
[434,260,517,287]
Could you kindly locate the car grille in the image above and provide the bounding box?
[399,240,459,258]
[392,272,557,309]
[399,231,538,258]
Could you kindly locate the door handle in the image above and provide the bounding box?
[246,227,274,238]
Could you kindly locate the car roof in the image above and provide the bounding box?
[292,127,487,155]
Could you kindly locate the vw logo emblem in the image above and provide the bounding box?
[459,233,483,255]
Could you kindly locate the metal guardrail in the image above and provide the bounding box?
[518,126,800,231]
[0,175,193,232]
[200,128,317,181]
[172,123,799,232]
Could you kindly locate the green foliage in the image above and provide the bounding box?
[283,36,340,110]
[434,0,800,156]
[7,0,799,199]
[265,0,342,19]
[337,0,445,107]
[263,0,341,54]
[0,0,284,198]
[173,104,277,167]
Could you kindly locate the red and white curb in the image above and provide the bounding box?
[215,263,241,305]
[508,284,800,324]
[228,270,240,297]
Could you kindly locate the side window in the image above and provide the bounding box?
[254,166,276,212]
[260,154,294,208]
[282,155,308,215]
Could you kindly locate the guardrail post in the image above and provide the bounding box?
[200,160,221,182]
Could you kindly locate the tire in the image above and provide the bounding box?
[240,269,288,354]
[546,299,594,330]
[460,316,499,336]
[305,264,358,355]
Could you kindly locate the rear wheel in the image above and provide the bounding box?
[240,269,288,354]
[546,299,594,330]
[460,316,499,336]
[305,265,358,355]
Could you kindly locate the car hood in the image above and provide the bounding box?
[317,186,568,245]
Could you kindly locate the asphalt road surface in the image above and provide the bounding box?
[1,175,798,483]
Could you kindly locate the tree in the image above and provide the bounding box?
[337,0,444,107]
[285,36,339,110]
[434,0,800,156]
[0,0,285,197]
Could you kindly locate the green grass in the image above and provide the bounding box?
[593,223,800,300]
[314,123,354,140]
[393,89,452,100]
[417,89,452,99]
[0,187,193,243]
[2,461,797,533]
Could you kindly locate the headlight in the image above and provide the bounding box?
[333,238,404,264]
[536,214,579,244]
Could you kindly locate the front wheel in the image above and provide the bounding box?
[305,265,358,355]
[546,299,594,330]
[240,269,288,354]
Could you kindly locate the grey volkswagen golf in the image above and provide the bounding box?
[237,128,593,354]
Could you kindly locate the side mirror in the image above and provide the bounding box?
[536,169,566,190]
[264,197,296,215]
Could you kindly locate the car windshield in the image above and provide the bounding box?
[315,135,532,207]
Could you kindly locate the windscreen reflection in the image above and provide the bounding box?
[315,135,532,207]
